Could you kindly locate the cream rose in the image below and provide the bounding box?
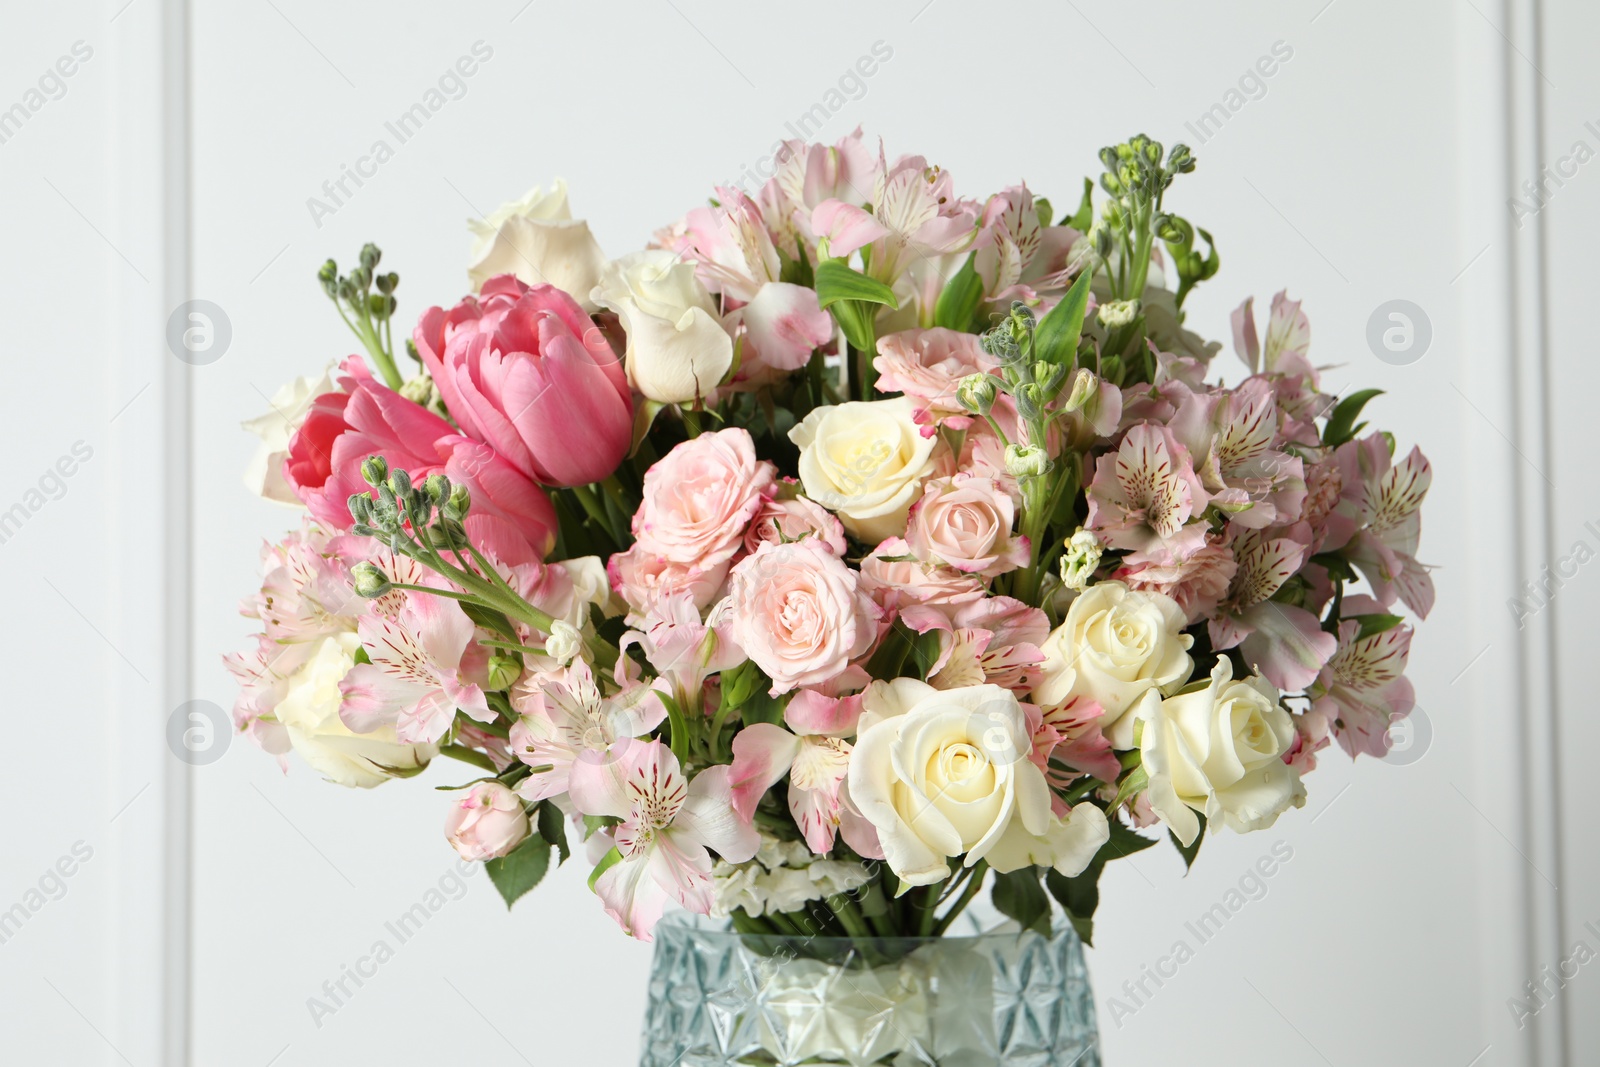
[847,679,1108,887]
[273,633,438,788]
[788,397,939,543]
[468,180,607,309]
[1034,580,1194,749]
[904,474,1027,577]
[241,364,337,505]
[1137,658,1303,846]
[593,250,733,404]
[725,539,880,695]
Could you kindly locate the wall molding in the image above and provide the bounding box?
[109,0,192,1063]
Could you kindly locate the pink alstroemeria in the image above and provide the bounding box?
[1231,292,1329,445]
[811,144,979,285]
[1171,378,1307,530]
[1311,597,1417,758]
[1326,433,1435,618]
[1086,422,1210,563]
[568,739,759,940]
[1208,525,1337,693]
[673,188,833,373]
[898,597,1049,695]
[727,694,882,858]
[973,183,1078,306]
[509,659,667,802]
[339,590,492,745]
[621,593,743,713]
[1036,695,1121,787]
[247,520,363,646]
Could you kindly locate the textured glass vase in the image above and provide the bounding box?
[638,913,1100,1066]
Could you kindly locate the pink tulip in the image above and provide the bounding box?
[414,275,633,488]
[282,357,558,560]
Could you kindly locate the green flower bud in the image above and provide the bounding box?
[443,483,472,521]
[1063,368,1098,413]
[400,373,441,410]
[423,473,450,506]
[360,455,389,487]
[347,493,374,524]
[1097,299,1140,328]
[1003,443,1051,479]
[956,373,998,416]
[486,653,523,691]
[360,243,381,272]
[388,469,412,496]
[350,561,393,599]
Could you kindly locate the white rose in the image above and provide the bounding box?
[1034,580,1194,749]
[468,179,607,309]
[273,634,438,788]
[788,398,939,544]
[1137,658,1303,847]
[848,679,1108,887]
[592,250,733,404]
[241,364,337,505]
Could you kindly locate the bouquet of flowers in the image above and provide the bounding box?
[227,130,1431,947]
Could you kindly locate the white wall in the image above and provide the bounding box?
[3,1,1594,1064]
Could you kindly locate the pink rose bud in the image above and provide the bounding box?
[444,781,530,861]
[414,275,633,488]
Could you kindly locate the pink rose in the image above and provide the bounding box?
[414,275,633,488]
[742,490,847,558]
[608,548,729,615]
[283,359,558,560]
[632,428,776,571]
[726,539,881,695]
[444,780,530,861]
[857,536,987,616]
[873,327,998,433]
[904,474,1028,577]
[1114,538,1238,623]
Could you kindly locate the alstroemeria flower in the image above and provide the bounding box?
[671,187,832,373]
[1208,525,1337,693]
[569,739,759,940]
[811,144,980,286]
[1326,433,1435,618]
[1231,292,1328,444]
[1311,597,1417,758]
[1171,378,1307,530]
[509,659,667,803]
[621,592,743,713]
[1086,422,1210,563]
[727,679,883,858]
[973,183,1078,306]
[898,596,1049,695]
[338,588,492,745]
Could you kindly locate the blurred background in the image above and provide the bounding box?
[1,0,1593,1063]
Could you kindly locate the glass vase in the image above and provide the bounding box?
[638,913,1100,1066]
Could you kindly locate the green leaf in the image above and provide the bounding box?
[485,834,553,908]
[1102,818,1160,860]
[1350,612,1405,641]
[991,869,1052,936]
[908,628,945,680]
[1322,388,1384,448]
[1310,551,1357,583]
[1033,270,1092,366]
[1171,814,1206,872]
[934,254,984,332]
[537,801,570,866]
[778,243,814,288]
[814,259,899,310]
[587,845,623,891]
[1064,177,1094,231]
[719,660,764,710]
[829,299,879,353]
